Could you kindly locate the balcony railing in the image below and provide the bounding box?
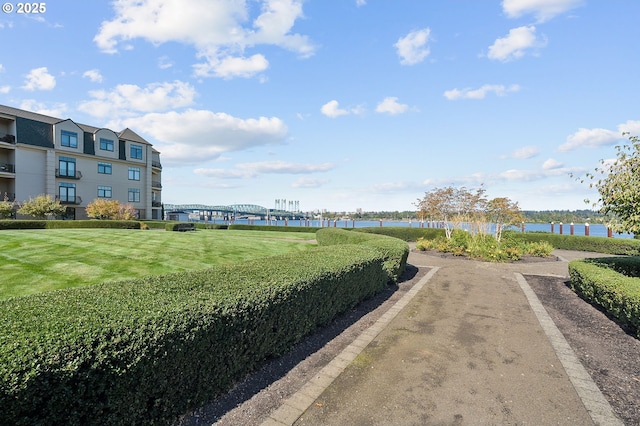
[152,201,162,208]
[0,134,16,144]
[56,195,82,205]
[55,169,83,179]
[152,181,162,189]
[152,160,162,169]
[0,163,15,173]
[0,192,15,201]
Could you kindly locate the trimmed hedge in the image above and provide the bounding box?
[316,228,409,283]
[568,257,640,337]
[0,245,387,426]
[512,232,640,255]
[165,222,196,231]
[229,223,320,233]
[46,220,141,229]
[354,226,445,242]
[0,220,46,230]
[0,220,141,230]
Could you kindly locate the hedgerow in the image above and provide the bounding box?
[512,232,640,255]
[316,228,409,282]
[569,257,640,337]
[353,226,445,242]
[0,220,141,230]
[229,223,320,233]
[0,245,386,426]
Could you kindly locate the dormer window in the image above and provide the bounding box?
[61,130,78,148]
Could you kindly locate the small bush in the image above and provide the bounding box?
[569,258,640,337]
[46,220,141,229]
[416,230,554,262]
[316,228,409,282]
[515,232,640,255]
[229,224,320,233]
[0,220,46,230]
[354,226,445,242]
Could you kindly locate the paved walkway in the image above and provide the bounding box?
[261,248,623,426]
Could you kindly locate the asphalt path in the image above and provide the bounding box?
[261,248,623,426]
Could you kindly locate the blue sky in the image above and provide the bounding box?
[1,0,639,213]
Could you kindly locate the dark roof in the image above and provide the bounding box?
[0,104,62,124]
[0,104,151,145]
[118,128,150,145]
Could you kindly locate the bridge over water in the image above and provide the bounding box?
[163,203,303,219]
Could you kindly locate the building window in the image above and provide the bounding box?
[59,182,76,203]
[100,138,114,151]
[61,130,78,148]
[130,144,143,160]
[98,185,112,198]
[58,156,76,178]
[128,188,140,203]
[128,166,140,181]
[98,162,112,174]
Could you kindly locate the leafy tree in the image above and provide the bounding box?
[415,186,486,238]
[86,199,138,220]
[580,133,640,234]
[485,197,524,241]
[18,194,66,219]
[0,193,15,219]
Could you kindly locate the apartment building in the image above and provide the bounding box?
[0,104,162,220]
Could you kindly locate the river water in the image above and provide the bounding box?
[205,218,635,239]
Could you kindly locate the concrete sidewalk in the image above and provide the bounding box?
[261,249,623,426]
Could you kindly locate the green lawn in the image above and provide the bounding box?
[0,228,317,299]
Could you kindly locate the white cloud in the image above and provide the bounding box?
[22,67,56,91]
[0,86,9,94]
[444,84,520,100]
[158,56,174,69]
[78,80,197,118]
[114,109,288,165]
[195,160,335,179]
[558,127,622,152]
[94,0,314,79]
[542,158,563,169]
[558,121,640,152]
[619,119,640,136]
[375,97,409,115]
[194,54,269,79]
[487,26,544,62]
[502,0,584,23]
[292,177,330,188]
[394,28,431,65]
[321,100,350,118]
[355,0,366,6]
[502,145,539,159]
[82,69,103,83]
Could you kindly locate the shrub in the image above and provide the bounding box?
[316,228,409,282]
[513,232,640,255]
[229,224,320,233]
[354,226,445,242]
[17,194,66,219]
[0,220,47,230]
[0,245,387,426]
[416,230,554,262]
[569,258,640,337]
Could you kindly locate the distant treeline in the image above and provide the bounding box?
[521,210,605,224]
[327,209,605,223]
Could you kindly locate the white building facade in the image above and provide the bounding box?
[0,104,162,220]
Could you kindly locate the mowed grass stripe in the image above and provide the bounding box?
[0,229,317,299]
